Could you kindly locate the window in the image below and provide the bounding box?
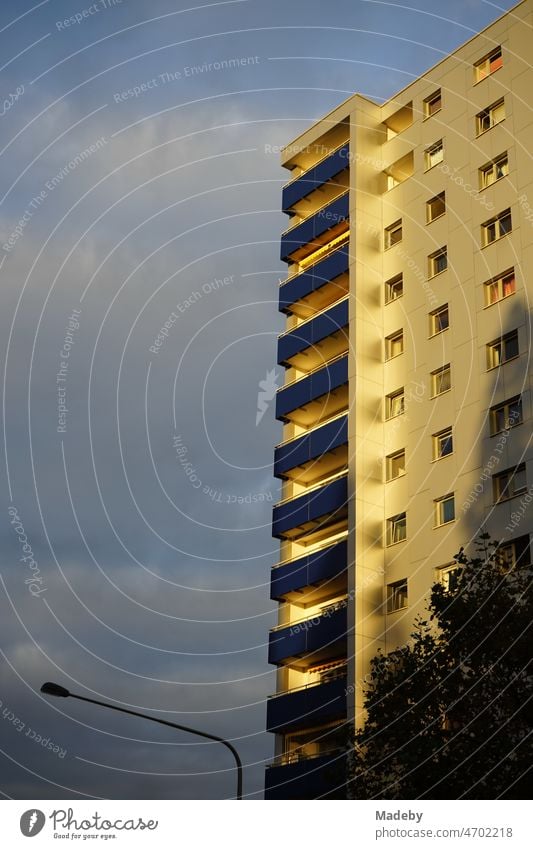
[484,268,515,305]
[433,427,453,459]
[434,493,455,526]
[439,562,461,592]
[386,449,406,481]
[384,220,402,249]
[426,191,446,223]
[431,364,451,397]
[476,99,505,135]
[424,89,442,118]
[497,535,531,569]
[424,139,444,170]
[493,464,527,502]
[385,273,403,304]
[487,330,519,368]
[474,46,503,82]
[429,304,449,336]
[385,329,404,360]
[387,578,408,611]
[481,208,512,246]
[490,396,523,435]
[386,388,405,419]
[479,152,509,188]
[428,246,447,277]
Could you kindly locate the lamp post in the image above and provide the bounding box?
[40,682,243,800]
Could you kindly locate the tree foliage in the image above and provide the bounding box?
[348,534,532,799]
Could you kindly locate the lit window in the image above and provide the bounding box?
[386,449,406,481]
[434,493,455,526]
[429,304,449,336]
[431,364,451,397]
[481,208,512,246]
[476,99,505,135]
[479,153,509,188]
[433,427,453,459]
[385,329,404,360]
[484,269,515,305]
[438,562,461,592]
[474,46,503,83]
[493,464,527,503]
[424,139,444,170]
[490,396,522,435]
[424,89,442,118]
[384,220,402,249]
[386,515,407,546]
[386,388,405,419]
[385,273,403,304]
[497,536,531,569]
[426,191,446,223]
[387,578,408,611]
[428,246,447,277]
[487,330,519,368]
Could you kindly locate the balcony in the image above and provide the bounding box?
[282,144,350,212]
[279,243,350,317]
[277,297,349,370]
[272,473,348,542]
[274,414,348,483]
[280,192,349,264]
[271,538,348,603]
[276,353,348,426]
[266,675,347,733]
[268,598,348,667]
[264,750,345,799]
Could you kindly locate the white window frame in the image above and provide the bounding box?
[428,246,447,277]
[479,152,509,188]
[426,191,446,223]
[484,268,515,306]
[474,46,503,83]
[476,99,505,135]
[386,578,408,611]
[385,329,404,360]
[429,304,449,336]
[423,89,442,118]
[424,139,444,171]
[481,208,512,246]
[434,493,456,527]
[493,464,527,503]
[386,449,406,481]
[431,364,451,397]
[490,396,522,435]
[385,273,403,304]
[384,220,403,250]
[433,427,453,460]
[386,514,407,546]
[386,388,405,419]
[486,330,519,369]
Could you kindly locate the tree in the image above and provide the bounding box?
[348,534,532,799]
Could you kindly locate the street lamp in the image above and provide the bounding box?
[40,682,243,800]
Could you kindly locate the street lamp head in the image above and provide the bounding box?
[41,682,70,698]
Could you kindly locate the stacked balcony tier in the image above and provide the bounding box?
[266,675,347,733]
[279,244,349,316]
[271,538,348,604]
[282,144,350,212]
[268,600,348,668]
[277,297,349,370]
[264,751,345,800]
[276,354,348,426]
[280,192,349,264]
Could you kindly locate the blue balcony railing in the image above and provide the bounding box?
[264,750,345,800]
[280,193,349,263]
[268,599,348,665]
[277,297,349,366]
[266,675,347,733]
[272,474,348,540]
[282,144,350,211]
[274,415,348,479]
[270,538,348,601]
[279,245,349,313]
[276,354,348,422]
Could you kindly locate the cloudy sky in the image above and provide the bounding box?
[0,0,519,800]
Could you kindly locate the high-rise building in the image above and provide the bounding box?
[265,0,533,799]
